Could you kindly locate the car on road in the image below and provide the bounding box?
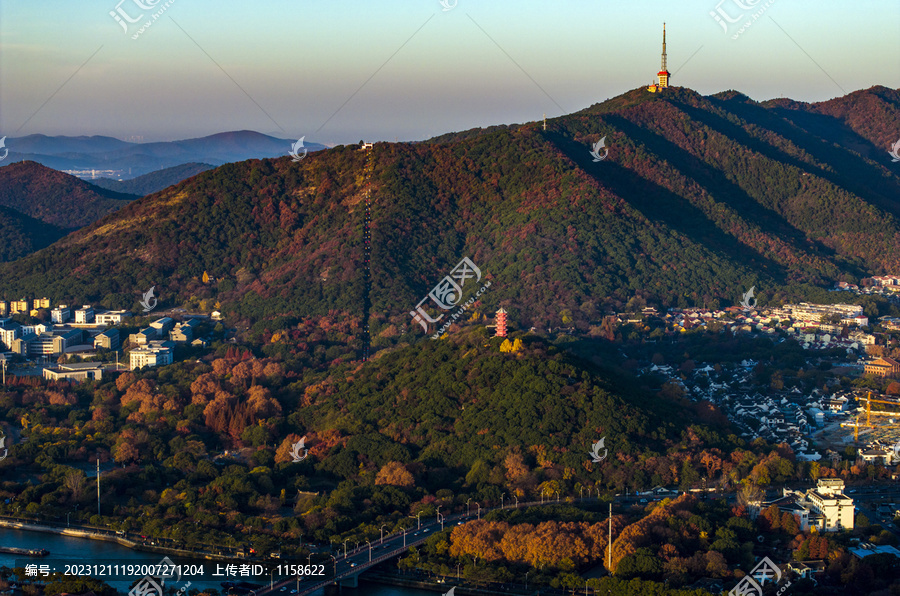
[350,562,357,567]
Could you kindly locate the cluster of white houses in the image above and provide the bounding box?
[0,300,207,373]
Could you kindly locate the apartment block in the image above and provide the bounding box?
[51,305,71,324]
[129,341,174,370]
[94,329,120,351]
[74,305,95,324]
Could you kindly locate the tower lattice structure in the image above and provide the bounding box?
[362,143,373,361]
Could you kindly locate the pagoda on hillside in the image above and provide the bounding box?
[494,308,508,337]
[647,23,670,93]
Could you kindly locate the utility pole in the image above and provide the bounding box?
[97,459,101,516]
[542,114,546,131]
[1,358,6,384]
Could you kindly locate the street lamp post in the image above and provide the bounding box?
[515,495,518,508]
[466,498,471,516]
[343,539,349,557]
[329,555,337,578]
[403,527,407,547]
[367,540,372,562]
[438,513,445,531]
[476,503,481,520]
[525,571,529,591]
[501,493,505,509]
[380,524,387,544]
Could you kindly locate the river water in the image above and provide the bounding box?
[0,528,435,596]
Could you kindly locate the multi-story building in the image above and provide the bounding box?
[149,317,175,335]
[865,357,900,378]
[170,322,194,343]
[129,328,156,346]
[16,329,83,358]
[787,303,864,323]
[94,329,120,350]
[129,341,174,370]
[842,315,869,327]
[33,298,51,309]
[94,310,132,325]
[10,299,30,315]
[0,301,8,316]
[43,363,104,382]
[74,305,95,324]
[0,319,19,350]
[51,305,71,324]
[766,478,854,532]
[806,479,855,531]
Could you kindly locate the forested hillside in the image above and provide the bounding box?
[0,161,138,228]
[0,86,897,335]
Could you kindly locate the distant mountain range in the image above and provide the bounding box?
[0,130,325,179]
[0,86,897,331]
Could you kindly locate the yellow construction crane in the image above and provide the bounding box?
[863,392,900,427]
[854,392,900,442]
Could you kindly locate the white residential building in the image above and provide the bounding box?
[766,478,854,532]
[74,305,95,324]
[95,310,132,325]
[51,305,70,324]
[805,479,855,531]
[129,341,173,370]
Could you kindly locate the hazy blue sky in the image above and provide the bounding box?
[1,0,897,145]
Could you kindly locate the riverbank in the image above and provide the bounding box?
[0,519,234,562]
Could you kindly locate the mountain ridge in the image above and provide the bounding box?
[0,86,897,335]
[0,130,328,178]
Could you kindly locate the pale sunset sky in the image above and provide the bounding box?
[1,0,897,144]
